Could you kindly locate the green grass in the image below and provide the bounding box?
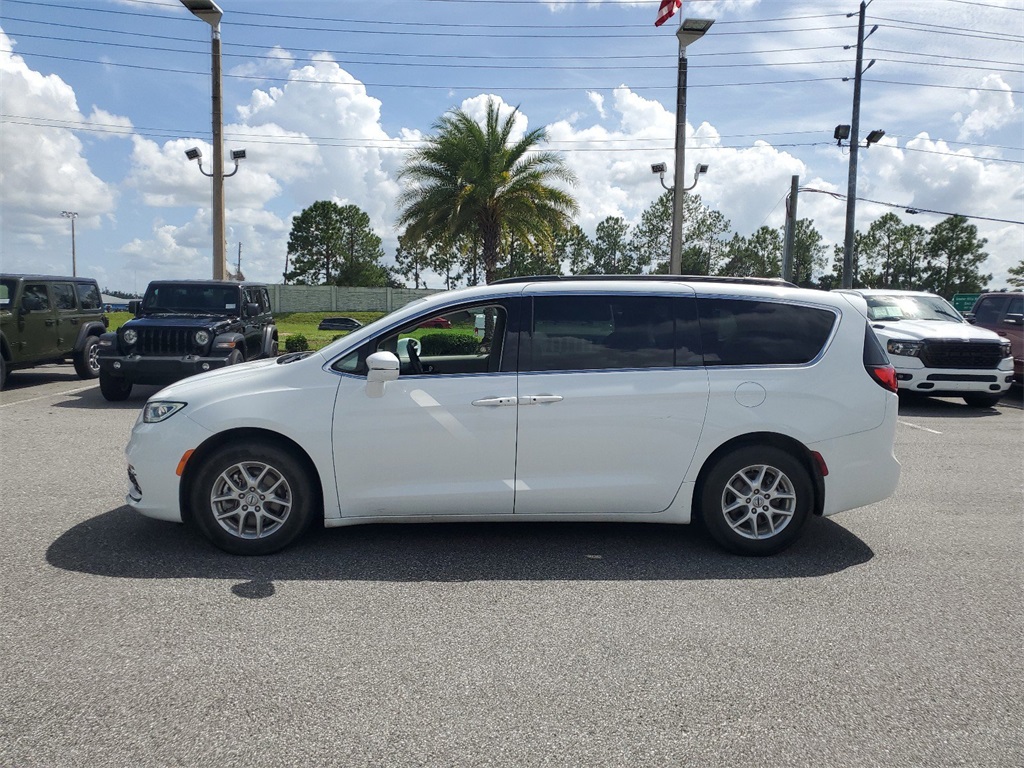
[275,311,387,350]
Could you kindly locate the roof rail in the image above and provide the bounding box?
[490,274,798,288]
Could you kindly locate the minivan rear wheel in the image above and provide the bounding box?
[700,446,812,556]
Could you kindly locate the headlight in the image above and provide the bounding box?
[1000,341,1012,358]
[194,330,210,347]
[123,329,138,345]
[887,340,924,357]
[143,401,187,423]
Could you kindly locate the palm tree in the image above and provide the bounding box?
[397,99,579,284]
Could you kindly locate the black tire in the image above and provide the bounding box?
[963,392,1001,408]
[227,349,244,365]
[73,335,101,379]
[190,442,315,555]
[0,355,7,391]
[699,445,813,556]
[99,370,133,401]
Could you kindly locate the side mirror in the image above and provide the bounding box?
[366,351,400,397]
[128,300,141,316]
[245,302,260,317]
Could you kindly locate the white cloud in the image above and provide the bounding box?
[954,75,1020,141]
[0,28,121,272]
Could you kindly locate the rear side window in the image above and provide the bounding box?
[698,298,836,366]
[76,283,102,310]
[524,295,701,372]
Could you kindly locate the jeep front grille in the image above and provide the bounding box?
[135,328,195,356]
[920,341,1003,369]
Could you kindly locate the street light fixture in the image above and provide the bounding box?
[652,161,709,193]
[61,211,78,277]
[185,145,246,178]
[669,17,714,275]
[179,0,228,281]
[834,124,885,148]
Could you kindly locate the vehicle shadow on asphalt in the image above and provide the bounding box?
[51,384,162,409]
[897,389,1023,417]
[46,506,874,596]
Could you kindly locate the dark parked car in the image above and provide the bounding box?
[967,291,1023,384]
[317,317,363,332]
[97,280,277,401]
[0,274,108,389]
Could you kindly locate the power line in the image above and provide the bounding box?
[2,112,1019,164]
[799,188,1024,226]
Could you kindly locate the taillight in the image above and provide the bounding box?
[867,364,898,392]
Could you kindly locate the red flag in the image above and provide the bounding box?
[655,0,681,28]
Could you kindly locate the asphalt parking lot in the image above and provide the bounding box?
[1,366,1022,768]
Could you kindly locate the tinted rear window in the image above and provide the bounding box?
[697,298,836,366]
[525,295,701,371]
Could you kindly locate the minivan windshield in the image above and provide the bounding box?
[866,294,964,323]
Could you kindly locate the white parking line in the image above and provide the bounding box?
[0,385,96,408]
[899,420,943,435]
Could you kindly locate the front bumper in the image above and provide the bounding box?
[890,358,1014,396]
[99,353,232,386]
[126,413,213,523]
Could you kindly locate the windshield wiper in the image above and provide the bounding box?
[277,351,314,364]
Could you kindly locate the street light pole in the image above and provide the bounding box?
[180,0,226,281]
[61,211,78,276]
[670,18,714,275]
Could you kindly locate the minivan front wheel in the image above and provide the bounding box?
[190,442,314,555]
[700,446,812,556]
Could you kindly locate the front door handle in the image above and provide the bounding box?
[521,395,563,405]
[45,319,55,326]
[472,396,518,407]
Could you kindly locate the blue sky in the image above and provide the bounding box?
[1,0,1021,293]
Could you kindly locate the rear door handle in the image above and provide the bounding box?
[520,395,563,405]
[471,396,518,407]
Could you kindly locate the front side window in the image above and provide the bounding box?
[523,295,700,372]
[52,283,77,311]
[334,301,513,377]
[698,298,836,366]
[22,284,51,312]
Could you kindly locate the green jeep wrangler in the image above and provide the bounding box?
[0,274,109,390]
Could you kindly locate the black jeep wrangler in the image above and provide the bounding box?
[0,274,108,390]
[97,280,278,401]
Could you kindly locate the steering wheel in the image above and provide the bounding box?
[406,339,424,375]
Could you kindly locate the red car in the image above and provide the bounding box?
[418,317,452,329]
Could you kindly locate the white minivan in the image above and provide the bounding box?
[125,277,901,556]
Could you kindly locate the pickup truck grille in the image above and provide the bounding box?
[136,328,195,356]
[920,341,1003,369]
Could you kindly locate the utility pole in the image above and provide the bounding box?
[61,211,78,276]
[782,176,799,283]
[669,18,714,274]
[842,0,877,289]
